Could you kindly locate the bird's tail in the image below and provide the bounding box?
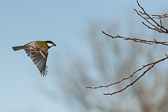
[12,46,26,51]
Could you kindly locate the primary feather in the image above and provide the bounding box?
[29,45,48,76]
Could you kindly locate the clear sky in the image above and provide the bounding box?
[0,0,168,112]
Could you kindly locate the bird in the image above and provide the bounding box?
[12,40,56,76]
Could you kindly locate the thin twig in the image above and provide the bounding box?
[104,55,168,95]
[135,0,168,33]
[142,13,168,19]
[101,31,168,46]
[103,64,154,95]
[86,61,150,89]
[86,55,168,95]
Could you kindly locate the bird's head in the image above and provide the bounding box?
[46,40,56,48]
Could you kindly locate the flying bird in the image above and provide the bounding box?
[12,40,56,76]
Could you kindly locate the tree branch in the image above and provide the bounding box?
[86,0,168,96]
[86,55,168,95]
[143,13,168,19]
[135,0,168,33]
[101,31,168,46]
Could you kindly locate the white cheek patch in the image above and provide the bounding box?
[47,43,53,47]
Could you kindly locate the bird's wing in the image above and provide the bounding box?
[29,45,48,76]
[25,49,30,57]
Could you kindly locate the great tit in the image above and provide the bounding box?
[12,40,56,76]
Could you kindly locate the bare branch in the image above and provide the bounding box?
[135,0,168,33]
[101,31,168,46]
[103,64,154,95]
[142,13,168,19]
[87,55,168,95]
[86,0,168,96]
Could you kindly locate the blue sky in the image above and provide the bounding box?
[1,0,168,112]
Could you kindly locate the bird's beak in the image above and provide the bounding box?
[53,43,56,46]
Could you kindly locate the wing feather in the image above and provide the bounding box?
[28,45,48,76]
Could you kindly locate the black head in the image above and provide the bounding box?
[46,40,56,48]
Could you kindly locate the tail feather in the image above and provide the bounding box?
[12,46,25,51]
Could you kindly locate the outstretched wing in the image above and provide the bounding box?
[27,45,48,76]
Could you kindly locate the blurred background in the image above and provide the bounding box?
[1,0,168,112]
